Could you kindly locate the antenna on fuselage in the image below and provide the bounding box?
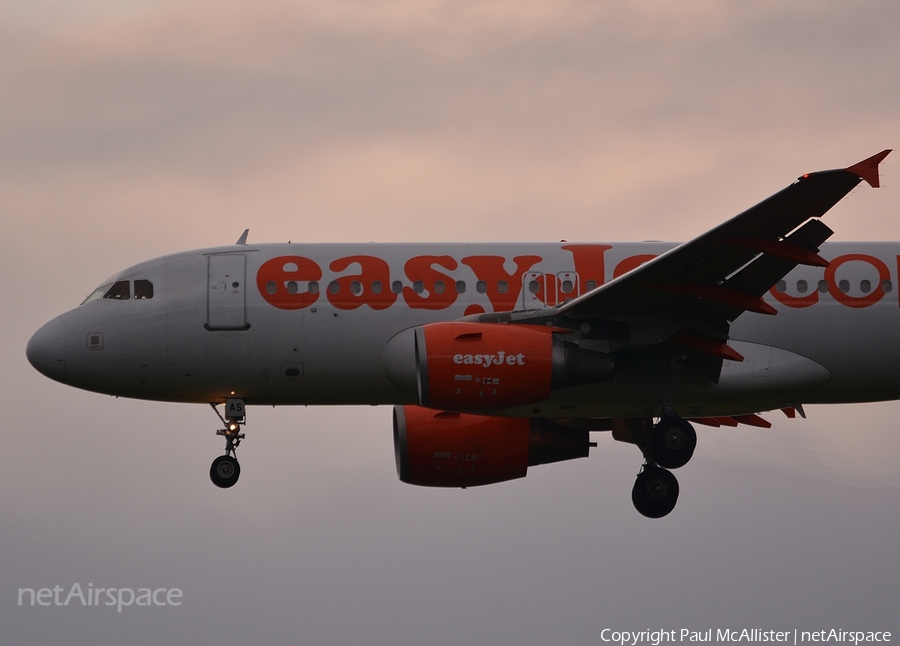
[235,229,249,245]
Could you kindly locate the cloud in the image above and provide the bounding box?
[2,0,897,269]
[0,0,895,302]
[6,0,896,174]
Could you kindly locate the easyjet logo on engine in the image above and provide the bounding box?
[453,352,526,368]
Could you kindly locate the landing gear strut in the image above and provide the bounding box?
[209,399,245,489]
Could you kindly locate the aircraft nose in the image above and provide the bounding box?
[26,318,66,383]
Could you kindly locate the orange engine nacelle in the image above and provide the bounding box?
[383,321,614,413]
[393,405,594,488]
[421,321,554,411]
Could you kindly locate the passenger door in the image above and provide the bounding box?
[207,254,248,330]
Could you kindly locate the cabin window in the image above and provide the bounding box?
[796,280,808,294]
[455,281,466,294]
[560,279,574,294]
[838,280,850,293]
[775,281,786,293]
[434,281,445,294]
[350,281,362,296]
[308,281,319,294]
[882,280,892,293]
[286,281,298,294]
[528,280,540,294]
[328,281,340,294]
[586,280,597,291]
[391,281,403,294]
[371,281,382,294]
[497,280,508,294]
[266,281,277,294]
[412,281,424,294]
[103,281,131,300]
[476,281,487,294]
[818,280,829,293]
[860,280,871,294]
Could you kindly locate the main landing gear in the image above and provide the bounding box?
[209,399,245,489]
[624,415,697,519]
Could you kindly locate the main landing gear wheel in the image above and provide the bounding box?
[649,416,696,470]
[632,465,679,518]
[210,455,241,488]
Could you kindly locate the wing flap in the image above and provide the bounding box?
[704,218,835,321]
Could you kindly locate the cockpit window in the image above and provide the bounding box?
[103,281,131,300]
[81,283,113,305]
[134,280,154,299]
[80,279,154,305]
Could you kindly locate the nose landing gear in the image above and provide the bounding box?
[209,399,245,489]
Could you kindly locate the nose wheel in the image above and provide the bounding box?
[210,455,241,488]
[209,399,245,489]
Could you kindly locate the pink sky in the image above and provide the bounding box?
[2,2,899,642]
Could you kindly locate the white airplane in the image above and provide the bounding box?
[26,150,893,517]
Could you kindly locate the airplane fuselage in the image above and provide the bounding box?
[27,241,900,417]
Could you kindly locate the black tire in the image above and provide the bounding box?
[210,455,241,488]
[649,416,697,469]
[632,466,679,518]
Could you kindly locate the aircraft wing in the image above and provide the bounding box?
[558,150,891,323]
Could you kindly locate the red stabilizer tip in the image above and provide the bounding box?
[846,149,892,188]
